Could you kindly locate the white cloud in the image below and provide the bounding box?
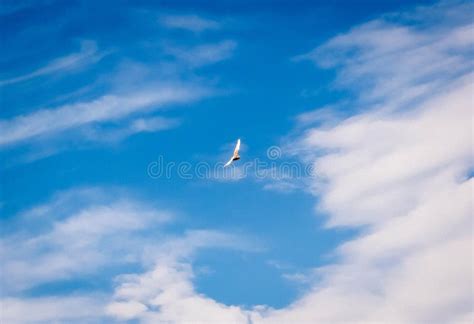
[107,264,250,323]
[0,84,209,147]
[1,14,235,155]
[105,230,260,323]
[301,77,472,228]
[255,83,472,322]
[79,116,181,143]
[129,116,179,132]
[106,300,147,320]
[165,40,237,67]
[295,5,473,109]
[294,104,343,127]
[1,187,261,323]
[1,296,106,324]
[0,187,173,294]
[252,1,473,322]
[0,40,105,86]
[160,14,219,32]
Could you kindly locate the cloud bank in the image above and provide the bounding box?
[0,187,261,323]
[256,1,473,322]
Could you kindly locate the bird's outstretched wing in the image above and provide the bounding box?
[224,157,234,167]
[234,139,241,155]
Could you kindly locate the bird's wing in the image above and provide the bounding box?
[224,156,234,167]
[233,139,241,155]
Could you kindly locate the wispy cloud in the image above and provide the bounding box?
[0,187,174,293]
[165,40,237,67]
[0,85,209,148]
[160,14,219,33]
[294,104,344,127]
[1,19,235,158]
[0,0,55,16]
[85,116,182,143]
[1,187,262,323]
[0,40,105,87]
[295,6,473,109]
[256,1,473,323]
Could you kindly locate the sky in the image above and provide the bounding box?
[0,0,473,323]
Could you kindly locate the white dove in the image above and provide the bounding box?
[224,139,241,167]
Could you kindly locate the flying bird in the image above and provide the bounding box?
[224,139,241,167]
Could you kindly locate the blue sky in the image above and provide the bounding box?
[1,0,473,322]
